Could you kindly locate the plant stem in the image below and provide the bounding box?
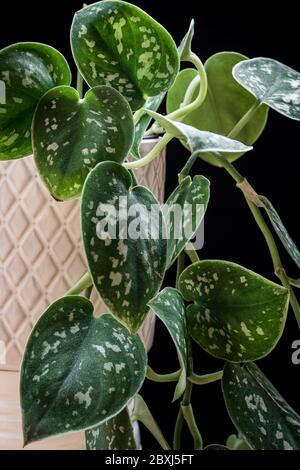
[288,277,300,288]
[146,366,181,383]
[133,108,145,125]
[181,75,200,108]
[188,370,223,385]
[215,154,300,327]
[178,152,198,182]
[173,408,184,450]
[167,53,208,121]
[173,342,203,450]
[173,381,193,450]
[181,379,203,449]
[185,243,200,264]
[123,133,172,170]
[176,252,185,289]
[181,403,203,450]
[65,272,92,296]
[76,69,83,99]
[227,100,261,139]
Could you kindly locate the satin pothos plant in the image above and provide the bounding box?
[1,0,300,451]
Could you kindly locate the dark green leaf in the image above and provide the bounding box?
[179,260,289,362]
[222,362,300,449]
[164,175,210,267]
[71,1,179,110]
[0,42,71,160]
[260,196,300,269]
[148,288,187,401]
[145,110,253,155]
[85,407,136,450]
[167,53,268,165]
[81,161,167,333]
[20,296,146,445]
[33,85,134,200]
[233,58,300,120]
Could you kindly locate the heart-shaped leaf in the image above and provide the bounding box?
[33,85,134,200]
[260,196,300,269]
[164,175,210,267]
[71,1,179,111]
[20,296,146,445]
[0,42,71,160]
[148,288,187,401]
[233,57,300,120]
[131,93,164,159]
[81,161,167,333]
[167,53,269,165]
[179,260,289,362]
[222,362,300,449]
[145,110,253,156]
[85,407,136,450]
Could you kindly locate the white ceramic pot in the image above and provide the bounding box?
[0,138,166,449]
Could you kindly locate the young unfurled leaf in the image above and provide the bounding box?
[131,93,165,159]
[148,288,187,401]
[222,362,300,449]
[260,196,300,269]
[167,53,269,165]
[132,394,171,450]
[0,42,71,160]
[81,161,167,333]
[164,175,210,268]
[233,58,300,120]
[71,1,179,110]
[226,433,251,450]
[178,20,195,60]
[20,296,147,445]
[179,260,289,362]
[33,85,134,200]
[145,110,252,156]
[85,407,136,450]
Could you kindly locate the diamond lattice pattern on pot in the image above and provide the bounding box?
[0,139,165,370]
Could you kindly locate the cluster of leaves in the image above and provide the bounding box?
[1,0,300,450]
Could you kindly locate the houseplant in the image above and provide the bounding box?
[0,0,300,450]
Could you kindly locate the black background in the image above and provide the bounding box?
[1,0,300,450]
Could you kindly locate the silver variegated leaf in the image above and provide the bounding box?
[179,260,289,362]
[71,1,179,110]
[148,288,187,401]
[222,362,300,449]
[33,85,134,200]
[233,58,300,120]
[20,296,146,445]
[0,42,71,160]
[81,161,167,333]
[260,196,300,269]
[85,407,136,450]
[164,175,210,267]
[145,110,252,155]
